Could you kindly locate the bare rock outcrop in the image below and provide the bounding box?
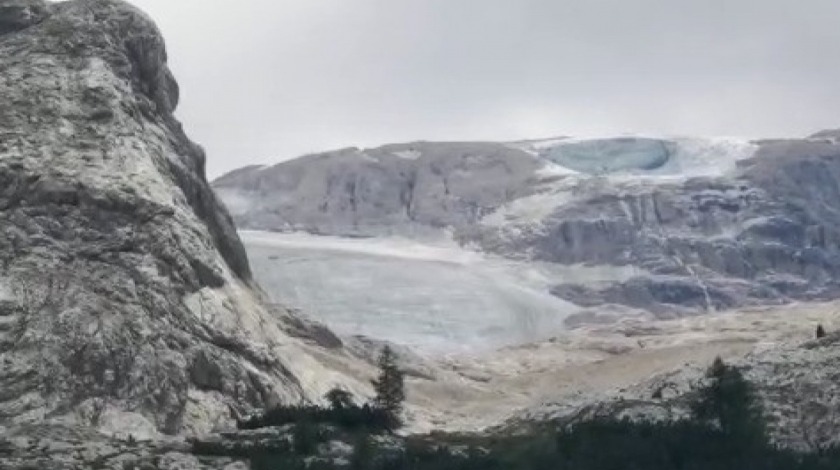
[0,0,366,442]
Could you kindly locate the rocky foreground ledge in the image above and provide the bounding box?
[2,329,839,469]
[0,0,370,449]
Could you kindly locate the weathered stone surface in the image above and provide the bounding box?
[0,0,366,443]
[537,138,840,314]
[514,333,840,452]
[551,275,783,318]
[344,335,439,381]
[0,0,48,36]
[213,142,542,236]
[0,422,248,469]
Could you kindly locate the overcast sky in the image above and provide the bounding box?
[127,0,840,178]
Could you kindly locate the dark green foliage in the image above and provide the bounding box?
[249,453,339,470]
[235,411,840,470]
[237,403,394,433]
[194,356,840,469]
[240,347,406,434]
[250,453,307,470]
[326,387,355,410]
[192,440,267,458]
[350,434,374,470]
[361,420,840,470]
[293,420,324,455]
[555,419,780,470]
[690,357,767,449]
[372,346,406,430]
[816,324,826,338]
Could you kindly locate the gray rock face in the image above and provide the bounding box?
[526,139,840,314]
[0,0,48,35]
[550,276,780,318]
[213,142,541,236]
[0,0,364,441]
[216,133,840,316]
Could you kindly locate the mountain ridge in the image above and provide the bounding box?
[213,133,840,316]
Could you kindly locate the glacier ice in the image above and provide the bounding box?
[522,136,757,178]
[241,232,599,354]
[542,137,673,174]
[484,136,759,229]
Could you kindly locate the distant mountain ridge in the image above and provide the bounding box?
[214,132,840,316]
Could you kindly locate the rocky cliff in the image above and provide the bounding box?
[0,0,366,442]
[213,142,542,236]
[214,133,840,317]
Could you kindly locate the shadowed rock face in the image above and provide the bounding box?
[0,0,363,437]
[0,0,49,35]
[531,139,840,314]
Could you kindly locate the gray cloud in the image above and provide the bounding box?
[126,0,840,177]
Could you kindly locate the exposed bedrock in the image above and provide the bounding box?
[0,0,365,436]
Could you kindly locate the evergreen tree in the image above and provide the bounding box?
[372,345,405,429]
[350,434,374,470]
[691,357,767,449]
[293,420,320,455]
[817,324,827,339]
[325,387,354,410]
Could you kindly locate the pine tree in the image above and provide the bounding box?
[371,345,405,429]
[325,387,354,410]
[816,324,827,339]
[691,357,767,449]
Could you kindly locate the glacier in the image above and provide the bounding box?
[215,134,785,320]
[241,231,637,354]
[541,137,673,174]
[515,135,757,178]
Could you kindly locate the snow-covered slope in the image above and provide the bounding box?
[514,135,757,178]
[482,136,757,227]
[240,231,639,353]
